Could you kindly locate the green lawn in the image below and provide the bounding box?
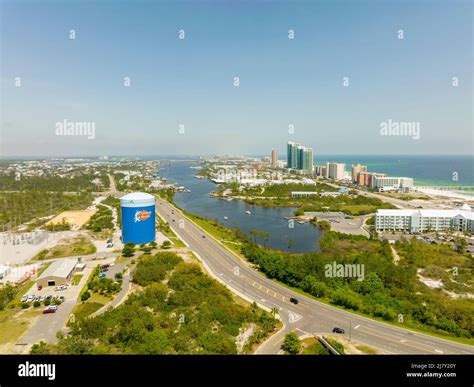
[32,236,96,260]
[0,306,42,345]
[71,274,83,286]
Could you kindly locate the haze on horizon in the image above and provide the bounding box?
[1,0,472,158]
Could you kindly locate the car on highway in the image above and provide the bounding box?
[332,327,345,334]
[202,235,206,238]
[289,297,299,305]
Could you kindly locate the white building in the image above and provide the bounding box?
[375,177,413,192]
[375,204,474,233]
[326,163,345,180]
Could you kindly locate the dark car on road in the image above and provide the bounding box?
[289,297,299,305]
[332,327,345,334]
[202,235,206,238]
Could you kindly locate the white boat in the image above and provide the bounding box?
[224,216,228,220]
[245,210,251,215]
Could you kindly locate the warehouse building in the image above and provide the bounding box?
[37,259,77,287]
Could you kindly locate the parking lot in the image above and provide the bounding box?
[17,265,93,350]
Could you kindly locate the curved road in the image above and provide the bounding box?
[156,198,474,355]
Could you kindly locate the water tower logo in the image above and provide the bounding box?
[134,210,151,223]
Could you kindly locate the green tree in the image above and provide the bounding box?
[282,332,301,354]
[161,240,171,249]
[81,291,91,302]
[122,245,135,257]
[454,238,467,253]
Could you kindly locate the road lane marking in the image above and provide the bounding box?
[357,327,440,353]
[434,349,443,354]
[354,325,360,330]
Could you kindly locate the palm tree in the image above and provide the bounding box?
[271,307,279,318]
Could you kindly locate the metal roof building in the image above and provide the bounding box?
[37,259,77,287]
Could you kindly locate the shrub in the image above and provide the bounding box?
[81,291,91,302]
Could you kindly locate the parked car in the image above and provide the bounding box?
[107,238,113,244]
[332,327,345,334]
[43,306,56,314]
[27,295,34,302]
[60,285,67,290]
[98,273,106,279]
[37,285,42,291]
[20,295,28,302]
[289,297,299,305]
[59,296,65,301]
[46,295,53,300]
[100,264,110,269]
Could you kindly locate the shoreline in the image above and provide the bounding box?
[413,187,474,202]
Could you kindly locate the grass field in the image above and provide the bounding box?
[0,306,42,345]
[71,274,83,286]
[72,293,111,321]
[33,236,96,260]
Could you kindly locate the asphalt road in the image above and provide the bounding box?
[156,198,474,355]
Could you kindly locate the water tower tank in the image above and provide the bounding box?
[120,192,155,244]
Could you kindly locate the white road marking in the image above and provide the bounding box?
[434,349,443,354]
[354,325,360,330]
[288,310,303,323]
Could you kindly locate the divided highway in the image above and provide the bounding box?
[156,198,474,355]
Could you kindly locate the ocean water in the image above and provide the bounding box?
[313,155,473,187]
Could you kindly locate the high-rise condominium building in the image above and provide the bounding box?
[326,162,346,180]
[271,149,278,167]
[352,164,367,183]
[287,141,313,173]
[287,141,298,169]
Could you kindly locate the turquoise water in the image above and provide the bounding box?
[313,155,473,187]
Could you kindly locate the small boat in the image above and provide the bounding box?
[245,210,251,215]
[224,216,228,220]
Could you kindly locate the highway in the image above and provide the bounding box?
[155,197,474,355]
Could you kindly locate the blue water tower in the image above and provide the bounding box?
[120,192,156,244]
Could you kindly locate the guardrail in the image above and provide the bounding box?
[319,335,341,355]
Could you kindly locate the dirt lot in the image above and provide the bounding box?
[46,210,95,229]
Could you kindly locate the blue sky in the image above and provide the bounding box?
[1,0,472,157]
